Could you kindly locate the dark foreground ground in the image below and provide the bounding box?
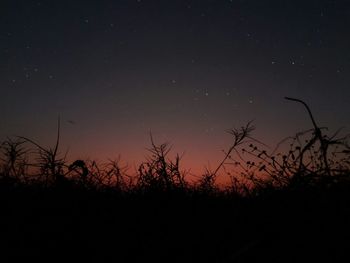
[1,182,350,263]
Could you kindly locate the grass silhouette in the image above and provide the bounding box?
[0,98,349,262]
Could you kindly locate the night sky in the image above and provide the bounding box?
[1,0,350,175]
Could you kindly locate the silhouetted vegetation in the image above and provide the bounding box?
[1,98,350,262]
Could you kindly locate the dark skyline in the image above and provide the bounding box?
[1,0,350,174]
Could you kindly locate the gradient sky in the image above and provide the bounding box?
[1,0,350,175]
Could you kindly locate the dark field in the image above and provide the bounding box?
[1,180,350,262]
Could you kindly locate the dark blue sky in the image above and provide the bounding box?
[1,0,350,173]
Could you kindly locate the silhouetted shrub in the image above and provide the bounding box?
[0,98,349,196]
[135,135,187,194]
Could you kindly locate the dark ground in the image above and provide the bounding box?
[1,181,349,263]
